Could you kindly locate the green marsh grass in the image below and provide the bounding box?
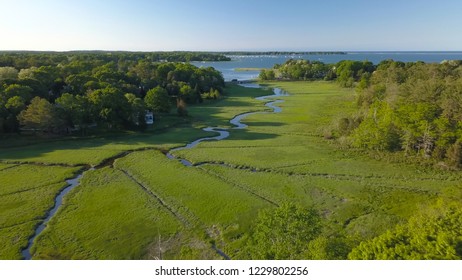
[0,164,80,259]
[0,126,211,166]
[32,167,182,259]
[114,150,272,231]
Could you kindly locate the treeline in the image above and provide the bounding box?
[147,51,230,62]
[331,60,462,168]
[0,51,230,69]
[0,52,225,135]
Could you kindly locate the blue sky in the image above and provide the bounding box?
[1,0,461,51]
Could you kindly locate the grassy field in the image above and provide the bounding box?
[0,126,211,166]
[1,82,461,259]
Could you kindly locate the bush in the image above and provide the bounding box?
[349,202,462,260]
[243,203,322,259]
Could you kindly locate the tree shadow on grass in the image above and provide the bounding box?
[226,131,280,141]
[243,121,286,128]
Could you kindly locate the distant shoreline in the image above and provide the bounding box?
[2,50,462,55]
[221,51,347,56]
[234,67,266,72]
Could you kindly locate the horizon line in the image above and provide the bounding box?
[1,49,462,53]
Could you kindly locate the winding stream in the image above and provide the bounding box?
[167,85,288,165]
[21,85,287,260]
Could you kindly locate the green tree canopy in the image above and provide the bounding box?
[324,60,462,167]
[87,87,131,128]
[2,84,33,101]
[144,86,171,114]
[0,52,225,135]
[125,93,147,129]
[55,93,93,133]
[0,67,18,81]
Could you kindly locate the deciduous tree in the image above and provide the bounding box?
[144,86,171,114]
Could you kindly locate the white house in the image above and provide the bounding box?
[145,111,154,125]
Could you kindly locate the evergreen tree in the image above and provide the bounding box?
[17,96,57,133]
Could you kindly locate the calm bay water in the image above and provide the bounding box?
[191,52,462,81]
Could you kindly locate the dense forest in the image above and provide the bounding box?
[261,59,462,168]
[0,52,225,135]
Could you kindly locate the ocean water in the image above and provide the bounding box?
[191,52,462,81]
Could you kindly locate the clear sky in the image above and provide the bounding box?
[1,0,461,51]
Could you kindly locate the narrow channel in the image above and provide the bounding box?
[167,85,288,164]
[21,170,90,259]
